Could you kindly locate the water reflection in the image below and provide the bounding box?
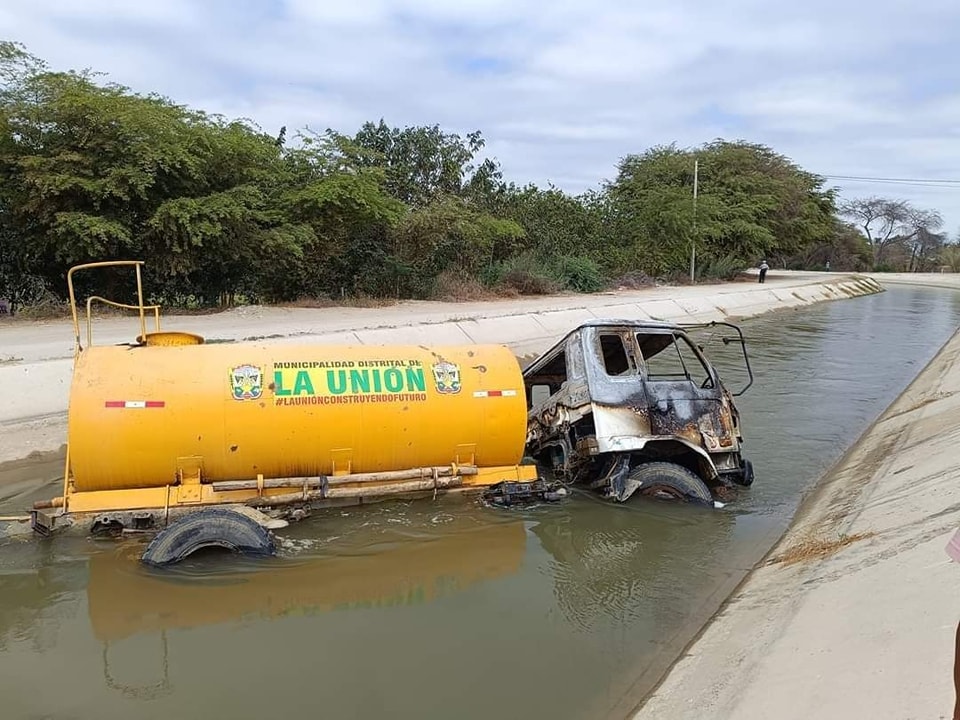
[0,495,748,720]
[532,496,735,633]
[87,512,528,643]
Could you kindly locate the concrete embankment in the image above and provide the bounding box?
[0,272,881,464]
[634,322,960,719]
[864,271,960,291]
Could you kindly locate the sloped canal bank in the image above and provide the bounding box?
[0,285,958,720]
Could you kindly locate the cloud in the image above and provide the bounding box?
[3,0,959,231]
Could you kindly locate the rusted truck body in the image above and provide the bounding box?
[522,320,753,504]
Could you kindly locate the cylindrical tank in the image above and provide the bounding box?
[67,343,527,492]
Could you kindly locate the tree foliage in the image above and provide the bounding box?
[0,42,953,311]
[349,120,503,208]
[941,243,960,273]
[607,141,837,278]
[783,219,873,272]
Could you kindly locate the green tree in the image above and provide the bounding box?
[699,140,835,262]
[0,41,288,303]
[389,196,524,297]
[499,183,604,259]
[608,140,836,279]
[5,41,954,310]
[350,120,503,207]
[608,144,715,276]
[271,130,406,299]
[0,43,405,306]
[784,219,872,271]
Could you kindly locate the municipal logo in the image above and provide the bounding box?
[231,364,263,400]
[432,360,462,395]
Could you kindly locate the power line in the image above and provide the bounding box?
[823,174,960,188]
[826,174,960,183]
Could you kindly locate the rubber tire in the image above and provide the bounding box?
[738,458,755,487]
[141,508,276,566]
[628,462,713,504]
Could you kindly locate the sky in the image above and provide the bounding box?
[3,0,960,235]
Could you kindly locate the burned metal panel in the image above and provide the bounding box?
[643,382,740,454]
[522,321,746,486]
[591,404,653,451]
[526,388,590,444]
[566,336,587,381]
[524,337,590,410]
[577,326,650,407]
[635,325,742,454]
[524,336,594,472]
[575,323,739,451]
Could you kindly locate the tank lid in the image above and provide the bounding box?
[137,331,205,347]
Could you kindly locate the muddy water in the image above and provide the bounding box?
[1,286,959,720]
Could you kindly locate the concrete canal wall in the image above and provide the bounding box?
[634,321,960,719]
[0,272,881,464]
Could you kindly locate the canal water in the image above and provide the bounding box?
[1,286,959,720]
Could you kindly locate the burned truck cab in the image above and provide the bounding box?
[523,320,754,504]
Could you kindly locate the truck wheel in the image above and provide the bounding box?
[627,462,713,504]
[141,508,276,567]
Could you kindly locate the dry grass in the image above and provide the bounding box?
[162,306,231,316]
[497,269,560,296]
[770,532,874,566]
[611,271,657,290]
[431,269,497,302]
[8,296,71,320]
[277,294,397,309]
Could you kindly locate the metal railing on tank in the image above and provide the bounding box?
[67,259,203,353]
[85,296,162,349]
[67,260,154,355]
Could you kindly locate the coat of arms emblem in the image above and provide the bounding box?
[432,360,462,395]
[231,364,263,400]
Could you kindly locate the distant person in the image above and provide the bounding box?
[758,260,769,284]
[825,261,831,272]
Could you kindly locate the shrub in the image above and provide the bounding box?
[499,270,558,295]
[483,252,561,295]
[13,291,71,319]
[431,268,493,301]
[697,254,747,281]
[553,255,604,292]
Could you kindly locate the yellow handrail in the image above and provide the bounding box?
[67,260,149,355]
[85,296,161,348]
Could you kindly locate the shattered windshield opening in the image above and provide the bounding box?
[638,332,713,387]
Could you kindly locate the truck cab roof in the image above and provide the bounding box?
[523,319,686,374]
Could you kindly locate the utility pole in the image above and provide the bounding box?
[690,159,699,283]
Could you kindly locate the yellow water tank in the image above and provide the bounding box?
[67,343,528,492]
